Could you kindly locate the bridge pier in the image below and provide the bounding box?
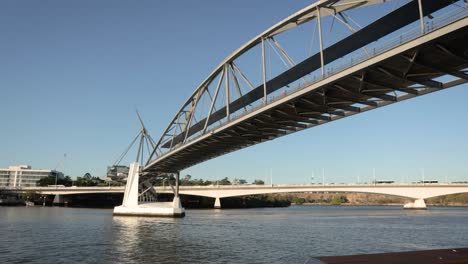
[113,163,185,217]
[52,194,65,206]
[403,198,427,210]
[214,197,221,209]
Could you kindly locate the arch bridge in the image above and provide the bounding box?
[143,0,468,175]
[110,0,468,215]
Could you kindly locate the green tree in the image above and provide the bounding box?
[331,195,348,205]
[253,179,265,185]
[218,177,231,185]
[75,173,105,186]
[292,197,306,205]
[36,177,55,186]
[63,176,73,186]
[36,175,72,186]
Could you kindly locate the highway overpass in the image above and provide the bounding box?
[7,183,468,209]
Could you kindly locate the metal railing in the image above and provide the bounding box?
[158,5,468,160]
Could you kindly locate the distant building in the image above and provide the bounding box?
[106,165,129,182]
[0,165,64,188]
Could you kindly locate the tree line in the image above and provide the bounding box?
[36,173,266,187]
[36,173,106,187]
[180,175,265,186]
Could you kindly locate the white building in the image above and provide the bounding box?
[0,165,64,187]
[106,165,129,182]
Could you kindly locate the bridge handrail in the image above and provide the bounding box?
[151,1,391,155]
[168,6,468,155]
[4,183,468,193]
[150,1,449,164]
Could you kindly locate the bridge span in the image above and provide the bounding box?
[9,184,468,209]
[161,184,468,209]
[101,0,467,216]
[144,0,468,174]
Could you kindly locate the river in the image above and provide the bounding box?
[1,206,467,263]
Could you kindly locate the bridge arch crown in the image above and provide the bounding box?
[144,0,468,173]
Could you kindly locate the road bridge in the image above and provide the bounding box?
[9,184,468,209]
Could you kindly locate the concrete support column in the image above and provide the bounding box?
[172,172,182,209]
[175,172,180,198]
[172,196,182,209]
[214,197,221,209]
[122,162,140,207]
[403,198,427,209]
[53,194,64,205]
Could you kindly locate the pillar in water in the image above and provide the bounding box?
[214,197,221,209]
[122,162,140,207]
[403,198,426,209]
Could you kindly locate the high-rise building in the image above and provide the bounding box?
[0,165,64,187]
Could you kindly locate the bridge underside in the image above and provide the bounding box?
[145,22,468,174]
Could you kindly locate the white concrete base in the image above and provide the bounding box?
[53,194,64,205]
[214,197,221,209]
[403,198,427,210]
[113,201,185,217]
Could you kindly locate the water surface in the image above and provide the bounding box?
[1,206,467,263]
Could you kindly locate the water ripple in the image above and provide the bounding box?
[1,206,468,263]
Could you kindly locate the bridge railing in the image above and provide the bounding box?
[3,183,468,193]
[178,5,468,149]
[326,6,468,81]
[266,5,468,106]
[168,183,468,189]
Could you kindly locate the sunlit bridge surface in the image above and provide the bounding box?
[144,0,468,174]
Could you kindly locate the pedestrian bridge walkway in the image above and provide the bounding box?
[143,0,468,174]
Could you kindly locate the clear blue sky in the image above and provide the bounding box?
[1,0,467,184]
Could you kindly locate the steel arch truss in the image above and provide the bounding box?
[145,0,468,173]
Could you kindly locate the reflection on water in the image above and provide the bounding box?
[1,206,468,264]
[110,216,182,263]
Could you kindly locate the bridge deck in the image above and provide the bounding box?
[8,184,468,200]
[145,15,468,173]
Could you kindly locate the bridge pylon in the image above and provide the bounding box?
[403,198,426,210]
[214,197,221,209]
[113,163,185,217]
[113,112,185,217]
